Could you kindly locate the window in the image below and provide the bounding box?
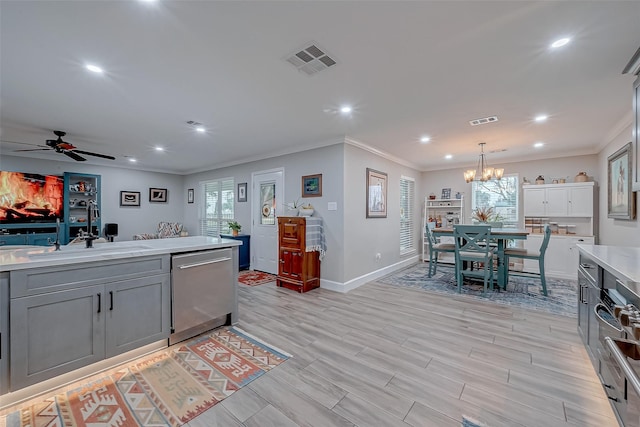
[471,174,519,226]
[200,178,235,236]
[400,176,415,254]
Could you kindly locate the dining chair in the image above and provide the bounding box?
[453,225,495,294]
[503,224,551,296]
[425,223,456,277]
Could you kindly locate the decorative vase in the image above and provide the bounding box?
[575,172,588,182]
[535,175,545,185]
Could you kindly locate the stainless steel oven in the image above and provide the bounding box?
[605,337,640,427]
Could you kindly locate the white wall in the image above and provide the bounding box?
[342,144,423,286]
[597,123,640,246]
[0,156,184,240]
[183,143,345,283]
[422,154,599,225]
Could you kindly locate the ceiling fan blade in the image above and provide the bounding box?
[63,151,87,161]
[73,150,116,160]
[13,148,52,152]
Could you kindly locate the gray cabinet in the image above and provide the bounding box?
[105,275,171,358]
[9,255,170,392]
[0,273,8,395]
[10,285,105,390]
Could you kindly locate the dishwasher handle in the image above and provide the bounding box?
[178,257,232,270]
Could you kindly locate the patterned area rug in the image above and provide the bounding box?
[5,327,290,427]
[238,270,277,286]
[380,263,577,317]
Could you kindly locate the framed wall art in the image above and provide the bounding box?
[237,182,247,202]
[149,187,167,203]
[366,168,387,218]
[187,188,194,204]
[120,191,140,207]
[608,142,636,220]
[301,174,322,197]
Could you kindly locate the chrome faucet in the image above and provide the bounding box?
[85,200,98,248]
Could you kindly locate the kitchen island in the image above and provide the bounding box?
[0,236,242,408]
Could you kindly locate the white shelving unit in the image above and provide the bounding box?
[422,197,464,264]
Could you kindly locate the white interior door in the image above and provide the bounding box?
[251,168,284,274]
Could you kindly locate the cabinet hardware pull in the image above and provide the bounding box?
[178,258,231,269]
[109,291,114,311]
[280,260,285,263]
[97,292,101,313]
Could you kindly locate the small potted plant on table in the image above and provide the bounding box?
[228,220,242,236]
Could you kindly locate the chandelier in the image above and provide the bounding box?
[464,142,504,183]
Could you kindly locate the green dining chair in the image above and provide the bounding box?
[503,224,551,296]
[425,224,456,277]
[453,225,495,294]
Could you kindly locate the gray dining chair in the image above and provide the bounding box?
[453,224,495,294]
[503,224,551,296]
[425,224,456,277]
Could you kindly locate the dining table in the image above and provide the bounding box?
[432,227,529,290]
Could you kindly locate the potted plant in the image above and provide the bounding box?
[471,206,504,227]
[228,220,242,236]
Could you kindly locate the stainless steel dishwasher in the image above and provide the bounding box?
[170,248,234,344]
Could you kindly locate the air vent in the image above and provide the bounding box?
[469,116,499,126]
[284,42,337,76]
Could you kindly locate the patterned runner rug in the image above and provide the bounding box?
[380,263,577,317]
[5,327,290,427]
[238,270,277,286]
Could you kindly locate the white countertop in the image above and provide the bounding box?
[0,236,242,272]
[577,244,640,284]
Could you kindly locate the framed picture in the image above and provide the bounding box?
[301,174,322,197]
[366,168,387,218]
[120,191,140,207]
[441,188,451,199]
[149,187,167,203]
[187,188,194,204]
[608,142,636,220]
[237,182,247,202]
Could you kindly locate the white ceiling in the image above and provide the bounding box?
[1,1,639,175]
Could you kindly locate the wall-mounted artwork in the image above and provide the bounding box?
[608,142,635,220]
[301,174,322,197]
[237,182,247,202]
[366,168,387,218]
[120,191,140,207]
[149,188,167,203]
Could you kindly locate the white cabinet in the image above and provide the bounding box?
[422,197,463,263]
[523,183,593,217]
[523,235,595,279]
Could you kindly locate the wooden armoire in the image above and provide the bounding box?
[277,216,320,293]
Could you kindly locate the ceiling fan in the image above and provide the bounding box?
[12,130,116,162]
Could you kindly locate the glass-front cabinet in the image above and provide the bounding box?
[63,172,101,243]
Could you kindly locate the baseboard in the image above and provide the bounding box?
[320,256,419,293]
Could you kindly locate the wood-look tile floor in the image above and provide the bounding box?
[2,279,619,426]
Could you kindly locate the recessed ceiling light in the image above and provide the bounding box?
[550,37,571,49]
[445,154,453,160]
[534,115,548,122]
[86,64,103,74]
[534,142,544,148]
[340,106,352,114]
[420,136,431,143]
[195,127,206,133]
[155,146,164,152]
[128,158,137,163]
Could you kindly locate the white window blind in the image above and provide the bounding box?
[400,176,415,254]
[200,178,235,237]
[471,174,519,226]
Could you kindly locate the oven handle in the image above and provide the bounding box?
[594,303,623,333]
[605,337,640,397]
